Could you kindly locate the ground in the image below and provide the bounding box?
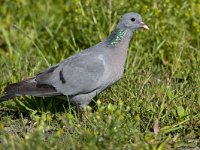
[0,0,199,149]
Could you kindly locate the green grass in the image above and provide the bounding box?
[0,0,200,149]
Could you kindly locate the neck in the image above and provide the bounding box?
[106,28,133,48]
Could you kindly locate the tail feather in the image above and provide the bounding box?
[0,77,61,103]
[5,77,37,94]
[0,94,17,103]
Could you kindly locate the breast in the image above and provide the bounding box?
[111,39,130,79]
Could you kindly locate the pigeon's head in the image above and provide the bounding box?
[117,12,149,32]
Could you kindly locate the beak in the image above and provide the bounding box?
[140,22,149,30]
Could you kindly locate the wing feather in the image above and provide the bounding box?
[36,53,105,96]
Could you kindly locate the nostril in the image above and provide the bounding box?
[140,22,145,25]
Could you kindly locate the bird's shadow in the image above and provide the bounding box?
[0,96,98,118]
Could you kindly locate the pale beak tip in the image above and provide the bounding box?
[140,22,149,30]
[142,24,149,30]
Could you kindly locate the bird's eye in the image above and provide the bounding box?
[131,18,135,22]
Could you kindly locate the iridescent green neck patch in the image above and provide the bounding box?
[109,29,127,47]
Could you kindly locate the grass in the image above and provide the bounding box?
[0,0,199,149]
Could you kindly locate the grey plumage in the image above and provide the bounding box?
[0,12,148,111]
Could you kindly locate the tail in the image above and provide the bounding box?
[0,77,61,103]
[0,93,17,103]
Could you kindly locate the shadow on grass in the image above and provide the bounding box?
[0,96,99,118]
